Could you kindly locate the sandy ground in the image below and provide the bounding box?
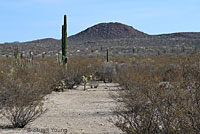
[0,82,123,134]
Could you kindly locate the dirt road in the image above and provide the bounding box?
[0,82,123,134]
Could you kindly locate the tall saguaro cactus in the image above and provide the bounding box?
[62,15,68,65]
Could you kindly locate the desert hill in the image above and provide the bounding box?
[69,22,149,41]
[68,22,200,41]
[0,22,200,57]
[155,32,200,39]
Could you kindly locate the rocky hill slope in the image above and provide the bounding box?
[69,22,149,41]
[155,32,200,39]
[0,22,200,57]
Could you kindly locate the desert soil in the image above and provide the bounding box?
[0,82,123,134]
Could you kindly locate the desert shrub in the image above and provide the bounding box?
[112,54,200,134]
[66,57,103,88]
[53,57,103,90]
[95,61,118,83]
[0,80,46,128]
[0,58,57,128]
[0,57,104,127]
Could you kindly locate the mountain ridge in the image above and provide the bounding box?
[2,22,200,44]
[1,22,200,57]
[69,22,150,42]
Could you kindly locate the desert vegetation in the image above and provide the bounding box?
[0,58,55,128]
[0,56,105,128]
[1,50,200,134]
[1,15,200,134]
[111,53,200,134]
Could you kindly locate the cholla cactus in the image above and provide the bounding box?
[89,74,93,81]
[96,52,100,58]
[8,67,15,78]
[82,75,88,90]
[89,74,97,81]
[54,80,66,92]
[88,74,98,88]
[182,46,187,53]
[60,80,66,88]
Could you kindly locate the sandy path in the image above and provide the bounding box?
[0,82,123,134]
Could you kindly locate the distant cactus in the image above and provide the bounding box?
[14,46,19,59]
[132,47,135,54]
[62,15,68,66]
[42,52,46,58]
[14,47,22,66]
[57,51,62,65]
[106,49,109,62]
[20,51,25,59]
[82,75,88,90]
[29,51,34,65]
[62,25,64,60]
[157,50,160,56]
[29,51,33,60]
[182,46,187,53]
[96,52,100,58]
[20,53,23,59]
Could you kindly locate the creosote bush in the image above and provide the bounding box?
[95,61,117,83]
[54,57,104,90]
[0,58,58,128]
[112,54,200,134]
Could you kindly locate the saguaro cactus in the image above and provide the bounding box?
[29,51,33,60]
[62,15,68,65]
[29,51,34,65]
[20,51,25,59]
[132,47,136,54]
[14,46,19,59]
[42,52,46,58]
[106,49,109,62]
[62,25,64,59]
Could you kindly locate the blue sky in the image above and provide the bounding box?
[0,0,199,43]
